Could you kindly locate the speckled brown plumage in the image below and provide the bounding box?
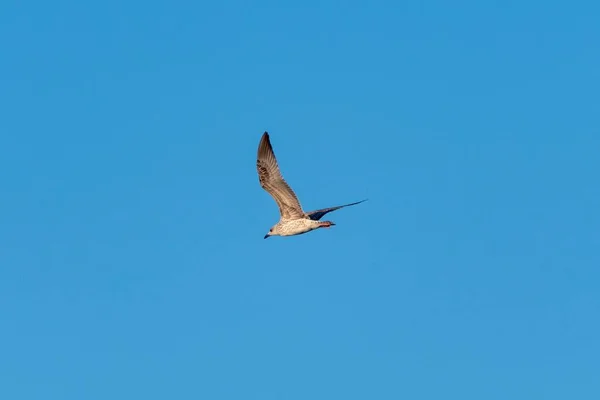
[256,131,366,239]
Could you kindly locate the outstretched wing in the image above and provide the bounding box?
[304,199,367,221]
[256,131,305,219]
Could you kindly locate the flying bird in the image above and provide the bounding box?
[257,131,366,239]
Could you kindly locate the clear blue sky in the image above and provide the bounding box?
[1,0,599,398]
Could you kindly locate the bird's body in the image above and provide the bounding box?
[270,218,335,237]
[256,131,365,239]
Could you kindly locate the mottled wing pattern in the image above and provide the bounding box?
[304,199,368,221]
[257,132,305,219]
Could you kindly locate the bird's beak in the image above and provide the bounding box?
[264,234,270,239]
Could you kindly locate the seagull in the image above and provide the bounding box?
[257,131,366,239]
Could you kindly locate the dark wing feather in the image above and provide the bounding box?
[256,132,305,219]
[304,199,367,221]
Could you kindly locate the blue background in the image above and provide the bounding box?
[1,1,599,398]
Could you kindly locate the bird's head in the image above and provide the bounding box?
[264,225,281,239]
